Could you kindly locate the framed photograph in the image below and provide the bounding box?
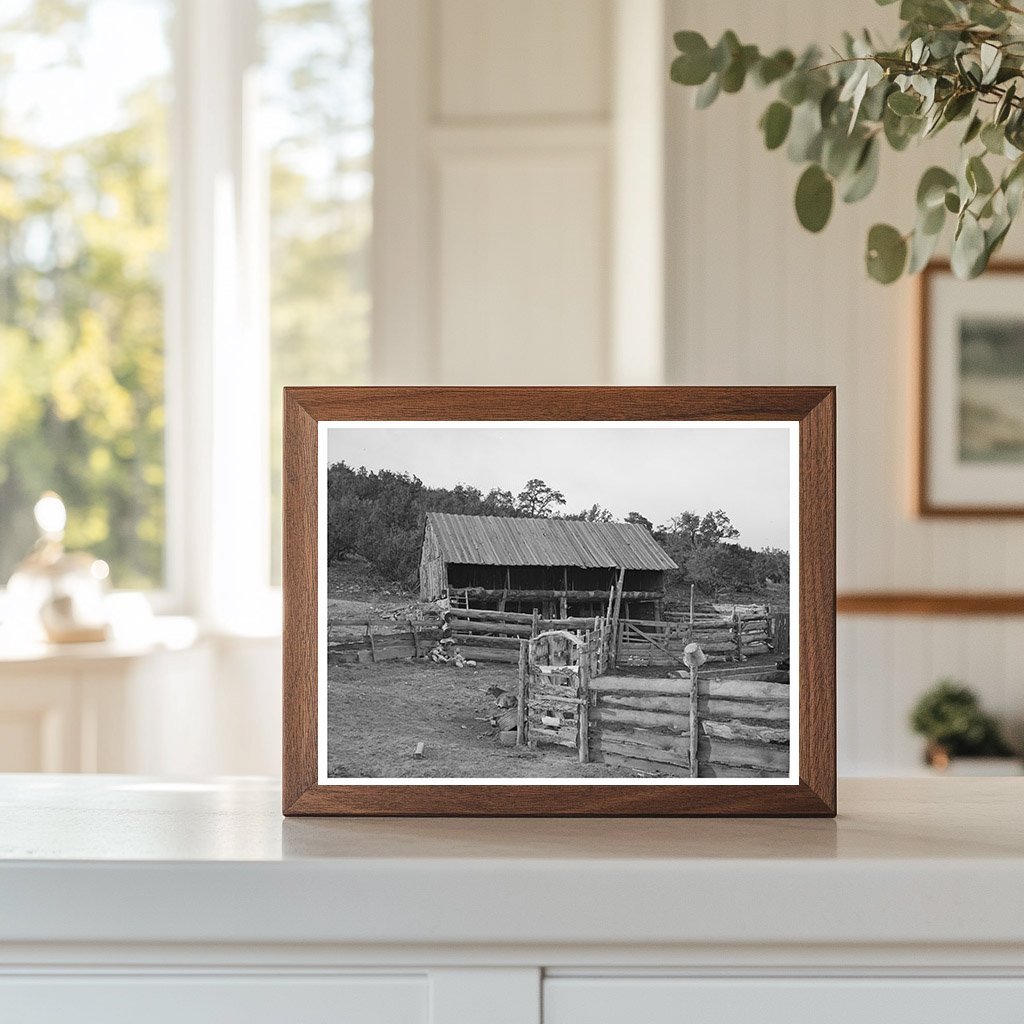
[283,387,835,816]
[918,261,1024,516]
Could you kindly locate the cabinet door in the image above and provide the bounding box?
[0,974,428,1024]
[544,977,1024,1024]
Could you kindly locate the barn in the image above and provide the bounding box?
[419,512,678,621]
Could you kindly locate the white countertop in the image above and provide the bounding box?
[2,775,1023,954]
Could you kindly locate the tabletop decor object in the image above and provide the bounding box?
[917,260,1024,515]
[282,387,835,816]
[670,0,1024,283]
[4,492,111,644]
[910,678,1017,769]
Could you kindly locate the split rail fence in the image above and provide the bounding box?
[615,610,788,668]
[327,618,442,664]
[446,607,609,671]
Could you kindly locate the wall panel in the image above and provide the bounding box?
[437,150,608,384]
[438,0,611,120]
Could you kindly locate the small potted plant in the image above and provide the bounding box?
[910,680,1020,774]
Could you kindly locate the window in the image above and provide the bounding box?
[0,0,172,589]
[261,0,372,580]
[0,0,373,614]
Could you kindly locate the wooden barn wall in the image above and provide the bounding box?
[666,0,1024,773]
[418,523,447,602]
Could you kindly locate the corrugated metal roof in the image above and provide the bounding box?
[425,513,677,570]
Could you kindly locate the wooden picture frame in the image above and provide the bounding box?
[283,387,836,817]
[917,260,1024,517]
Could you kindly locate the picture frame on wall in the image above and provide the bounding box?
[917,261,1024,517]
[282,387,836,817]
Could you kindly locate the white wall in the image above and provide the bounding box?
[373,0,665,386]
[665,0,1024,771]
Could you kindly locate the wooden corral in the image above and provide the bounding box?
[446,606,609,667]
[614,611,790,668]
[327,618,442,664]
[517,633,790,779]
[587,671,789,778]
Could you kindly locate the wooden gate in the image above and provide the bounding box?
[516,630,593,763]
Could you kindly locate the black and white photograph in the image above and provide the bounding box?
[318,422,798,783]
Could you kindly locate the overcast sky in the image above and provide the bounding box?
[326,424,793,551]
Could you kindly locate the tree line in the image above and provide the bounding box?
[327,461,789,598]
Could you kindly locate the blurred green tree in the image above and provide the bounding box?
[0,0,170,587]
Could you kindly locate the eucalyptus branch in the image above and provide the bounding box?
[670,0,1024,283]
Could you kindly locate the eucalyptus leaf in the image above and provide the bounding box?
[888,90,921,115]
[760,101,793,150]
[981,121,1006,155]
[787,100,824,162]
[970,2,1009,30]
[795,164,834,232]
[754,49,795,87]
[710,31,740,73]
[842,137,881,203]
[962,115,983,145]
[922,201,946,235]
[721,44,758,93]
[694,73,721,109]
[822,128,864,178]
[917,166,957,210]
[671,52,711,87]
[884,106,921,150]
[967,154,995,195]
[996,82,1017,124]
[866,223,908,283]
[980,42,1003,86]
[951,211,987,278]
[779,73,808,106]
[908,221,942,273]
[942,91,974,122]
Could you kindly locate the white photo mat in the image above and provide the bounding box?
[316,420,801,787]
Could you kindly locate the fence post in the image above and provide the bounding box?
[689,659,699,778]
[516,639,527,746]
[578,633,590,764]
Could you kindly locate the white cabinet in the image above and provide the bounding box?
[1,975,428,1024]
[2,777,1023,1024]
[544,977,1024,1024]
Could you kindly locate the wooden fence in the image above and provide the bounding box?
[694,673,790,777]
[327,619,442,664]
[518,634,790,778]
[588,670,789,777]
[446,607,610,669]
[615,611,789,667]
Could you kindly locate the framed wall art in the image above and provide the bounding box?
[282,387,836,816]
[918,261,1024,517]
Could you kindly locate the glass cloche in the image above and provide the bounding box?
[5,493,111,644]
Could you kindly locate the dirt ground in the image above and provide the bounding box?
[326,659,634,779]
